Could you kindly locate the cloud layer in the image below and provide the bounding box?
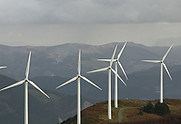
[0,0,181,25]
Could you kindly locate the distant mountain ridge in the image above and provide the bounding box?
[0,42,180,80]
[31,64,181,102]
[0,42,180,101]
[0,42,180,102]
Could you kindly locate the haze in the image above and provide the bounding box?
[0,0,181,46]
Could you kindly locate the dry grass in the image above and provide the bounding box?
[122,108,161,122]
[62,99,181,124]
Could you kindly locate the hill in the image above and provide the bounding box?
[0,74,94,124]
[0,42,180,80]
[30,64,181,102]
[62,99,181,124]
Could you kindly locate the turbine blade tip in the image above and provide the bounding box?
[56,86,60,89]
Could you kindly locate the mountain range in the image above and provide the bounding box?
[0,42,181,123]
[0,42,180,80]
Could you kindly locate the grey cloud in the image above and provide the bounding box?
[0,0,181,25]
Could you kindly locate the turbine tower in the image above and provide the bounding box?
[56,49,102,124]
[0,51,50,124]
[142,44,173,103]
[87,45,127,119]
[98,42,128,108]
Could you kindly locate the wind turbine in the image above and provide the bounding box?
[142,44,173,103]
[97,42,128,108]
[0,51,50,124]
[56,49,102,124]
[87,45,127,119]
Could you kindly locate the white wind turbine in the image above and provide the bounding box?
[56,49,102,124]
[87,45,127,119]
[142,44,173,103]
[0,51,50,124]
[97,42,128,108]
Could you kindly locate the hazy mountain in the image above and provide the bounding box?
[0,74,94,124]
[0,42,180,80]
[31,64,181,103]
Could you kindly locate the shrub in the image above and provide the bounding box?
[137,111,143,115]
[154,102,170,115]
[143,102,154,113]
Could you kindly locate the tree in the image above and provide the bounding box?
[143,102,154,113]
[154,102,170,115]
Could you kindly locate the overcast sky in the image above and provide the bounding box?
[0,0,181,46]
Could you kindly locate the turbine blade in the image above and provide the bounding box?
[80,75,102,90]
[78,49,81,75]
[162,63,172,80]
[142,60,161,63]
[111,68,127,86]
[162,44,173,61]
[118,61,128,80]
[110,45,117,66]
[117,42,127,59]
[0,80,25,92]
[28,80,50,98]
[87,67,108,73]
[56,76,78,89]
[97,59,111,62]
[0,66,7,69]
[25,51,31,78]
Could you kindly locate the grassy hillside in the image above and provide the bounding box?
[62,99,181,124]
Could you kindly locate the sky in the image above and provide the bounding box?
[0,0,181,46]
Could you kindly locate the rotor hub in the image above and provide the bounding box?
[25,78,28,82]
